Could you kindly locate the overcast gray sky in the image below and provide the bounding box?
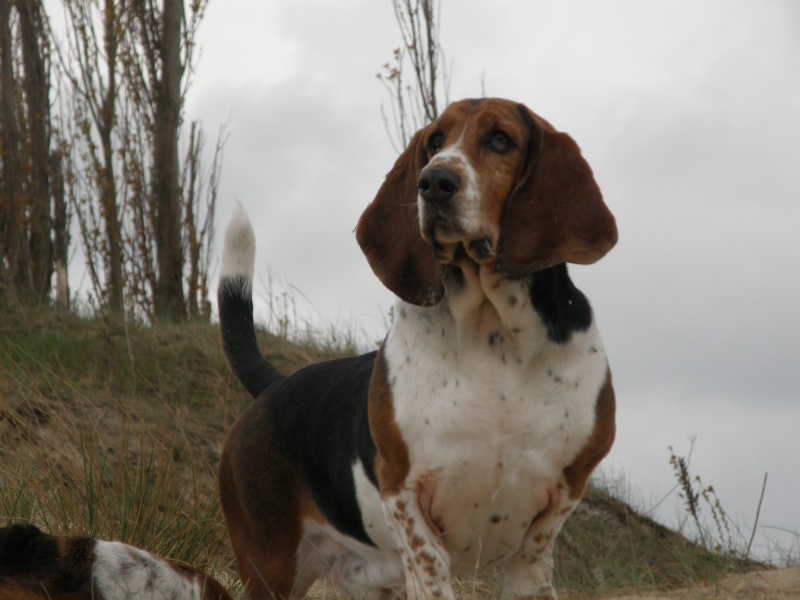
[116,1,800,563]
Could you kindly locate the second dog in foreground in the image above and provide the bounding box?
[0,523,232,600]
[218,97,618,599]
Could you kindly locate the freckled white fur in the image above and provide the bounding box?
[322,268,608,599]
[381,268,608,596]
[383,490,455,600]
[93,540,203,600]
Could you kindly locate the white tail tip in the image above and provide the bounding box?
[220,203,256,282]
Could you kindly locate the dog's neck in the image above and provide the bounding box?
[424,261,593,358]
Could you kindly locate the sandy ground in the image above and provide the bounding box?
[610,566,800,599]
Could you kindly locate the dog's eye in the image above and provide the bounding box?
[428,133,444,154]
[490,131,511,152]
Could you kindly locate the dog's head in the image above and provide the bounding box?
[356,98,618,306]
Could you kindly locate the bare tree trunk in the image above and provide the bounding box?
[183,120,223,322]
[99,0,123,313]
[119,117,157,319]
[50,149,68,307]
[16,0,52,303]
[184,121,199,319]
[0,0,11,289]
[0,0,27,294]
[150,0,186,321]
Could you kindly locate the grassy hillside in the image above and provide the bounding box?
[0,305,758,598]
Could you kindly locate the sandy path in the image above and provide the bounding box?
[610,566,800,599]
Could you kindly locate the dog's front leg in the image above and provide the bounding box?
[381,488,455,600]
[501,482,578,600]
[370,348,456,600]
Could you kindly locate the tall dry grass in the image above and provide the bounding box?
[0,297,364,598]
[0,363,241,595]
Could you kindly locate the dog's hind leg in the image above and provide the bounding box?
[219,409,307,600]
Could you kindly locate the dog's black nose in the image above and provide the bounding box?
[418,168,460,205]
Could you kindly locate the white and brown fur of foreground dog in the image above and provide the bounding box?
[218,98,618,600]
[0,523,232,600]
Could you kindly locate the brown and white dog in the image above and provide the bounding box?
[0,523,232,600]
[217,98,618,599]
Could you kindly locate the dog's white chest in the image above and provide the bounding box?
[380,298,607,572]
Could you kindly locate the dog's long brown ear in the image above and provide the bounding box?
[356,130,443,306]
[498,105,618,275]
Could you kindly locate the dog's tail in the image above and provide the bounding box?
[218,206,285,398]
[0,523,233,600]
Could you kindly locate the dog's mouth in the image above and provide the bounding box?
[427,220,461,244]
[467,238,494,261]
[426,221,496,265]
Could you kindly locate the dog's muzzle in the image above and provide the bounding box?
[418,167,495,264]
